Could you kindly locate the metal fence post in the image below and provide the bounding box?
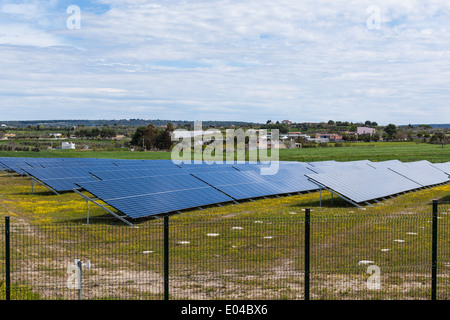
[164,215,169,301]
[5,216,10,301]
[432,199,438,300]
[305,208,310,300]
[74,259,82,300]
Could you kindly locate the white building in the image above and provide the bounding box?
[357,127,376,136]
[61,142,76,149]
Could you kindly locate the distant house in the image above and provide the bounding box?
[4,133,16,139]
[280,132,311,141]
[315,133,343,142]
[357,127,376,136]
[286,132,302,138]
[282,120,293,125]
[61,142,76,150]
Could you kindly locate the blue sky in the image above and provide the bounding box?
[1,0,450,125]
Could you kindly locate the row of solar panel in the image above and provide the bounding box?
[305,160,450,204]
[1,157,449,219]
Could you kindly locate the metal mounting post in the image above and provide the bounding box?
[73,189,135,227]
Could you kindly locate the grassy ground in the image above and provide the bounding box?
[278,142,450,163]
[0,169,449,300]
[0,141,449,163]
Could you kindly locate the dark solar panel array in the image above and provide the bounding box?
[1,157,449,219]
[305,168,423,203]
[76,174,234,218]
[306,160,450,204]
[193,168,318,201]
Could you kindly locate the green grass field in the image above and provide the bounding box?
[0,141,449,163]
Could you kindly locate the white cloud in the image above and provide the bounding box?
[0,24,63,47]
[0,0,450,124]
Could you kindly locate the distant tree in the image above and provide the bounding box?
[407,131,413,141]
[364,120,372,127]
[155,123,175,150]
[328,120,335,125]
[261,122,289,134]
[131,126,146,147]
[100,126,116,139]
[433,132,448,148]
[343,133,357,142]
[372,133,380,142]
[166,122,174,132]
[383,124,398,141]
[91,128,100,138]
[142,124,157,149]
[358,134,372,142]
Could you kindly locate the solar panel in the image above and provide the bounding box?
[306,160,375,174]
[22,166,103,191]
[90,168,184,181]
[2,156,448,217]
[113,159,180,168]
[76,175,234,218]
[305,168,423,204]
[367,160,407,169]
[308,160,337,167]
[0,157,35,173]
[388,161,450,187]
[192,166,318,200]
[430,162,450,175]
[19,159,182,191]
[0,157,118,173]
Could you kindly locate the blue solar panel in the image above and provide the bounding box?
[430,162,450,175]
[90,168,184,180]
[0,157,118,173]
[3,157,448,217]
[388,160,450,187]
[305,167,423,203]
[76,175,234,218]
[192,165,318,200]
[113,159,179,168]
[306,160,375,174]
[22,167,103,191]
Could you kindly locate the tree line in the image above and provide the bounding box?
[130,123,174,150]
[74,126,117,139]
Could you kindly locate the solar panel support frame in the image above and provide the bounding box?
[308,179,362,208]
[28,175,60,196]
[73,189,136,228]
[0,168,14,178]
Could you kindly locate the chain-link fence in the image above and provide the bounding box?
[437,201,450,300]
[1,201,449,300]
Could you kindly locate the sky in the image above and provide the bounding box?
[0,0,450,125]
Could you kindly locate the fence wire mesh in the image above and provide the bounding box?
[0,201,449,300]
[438,201,450,300]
